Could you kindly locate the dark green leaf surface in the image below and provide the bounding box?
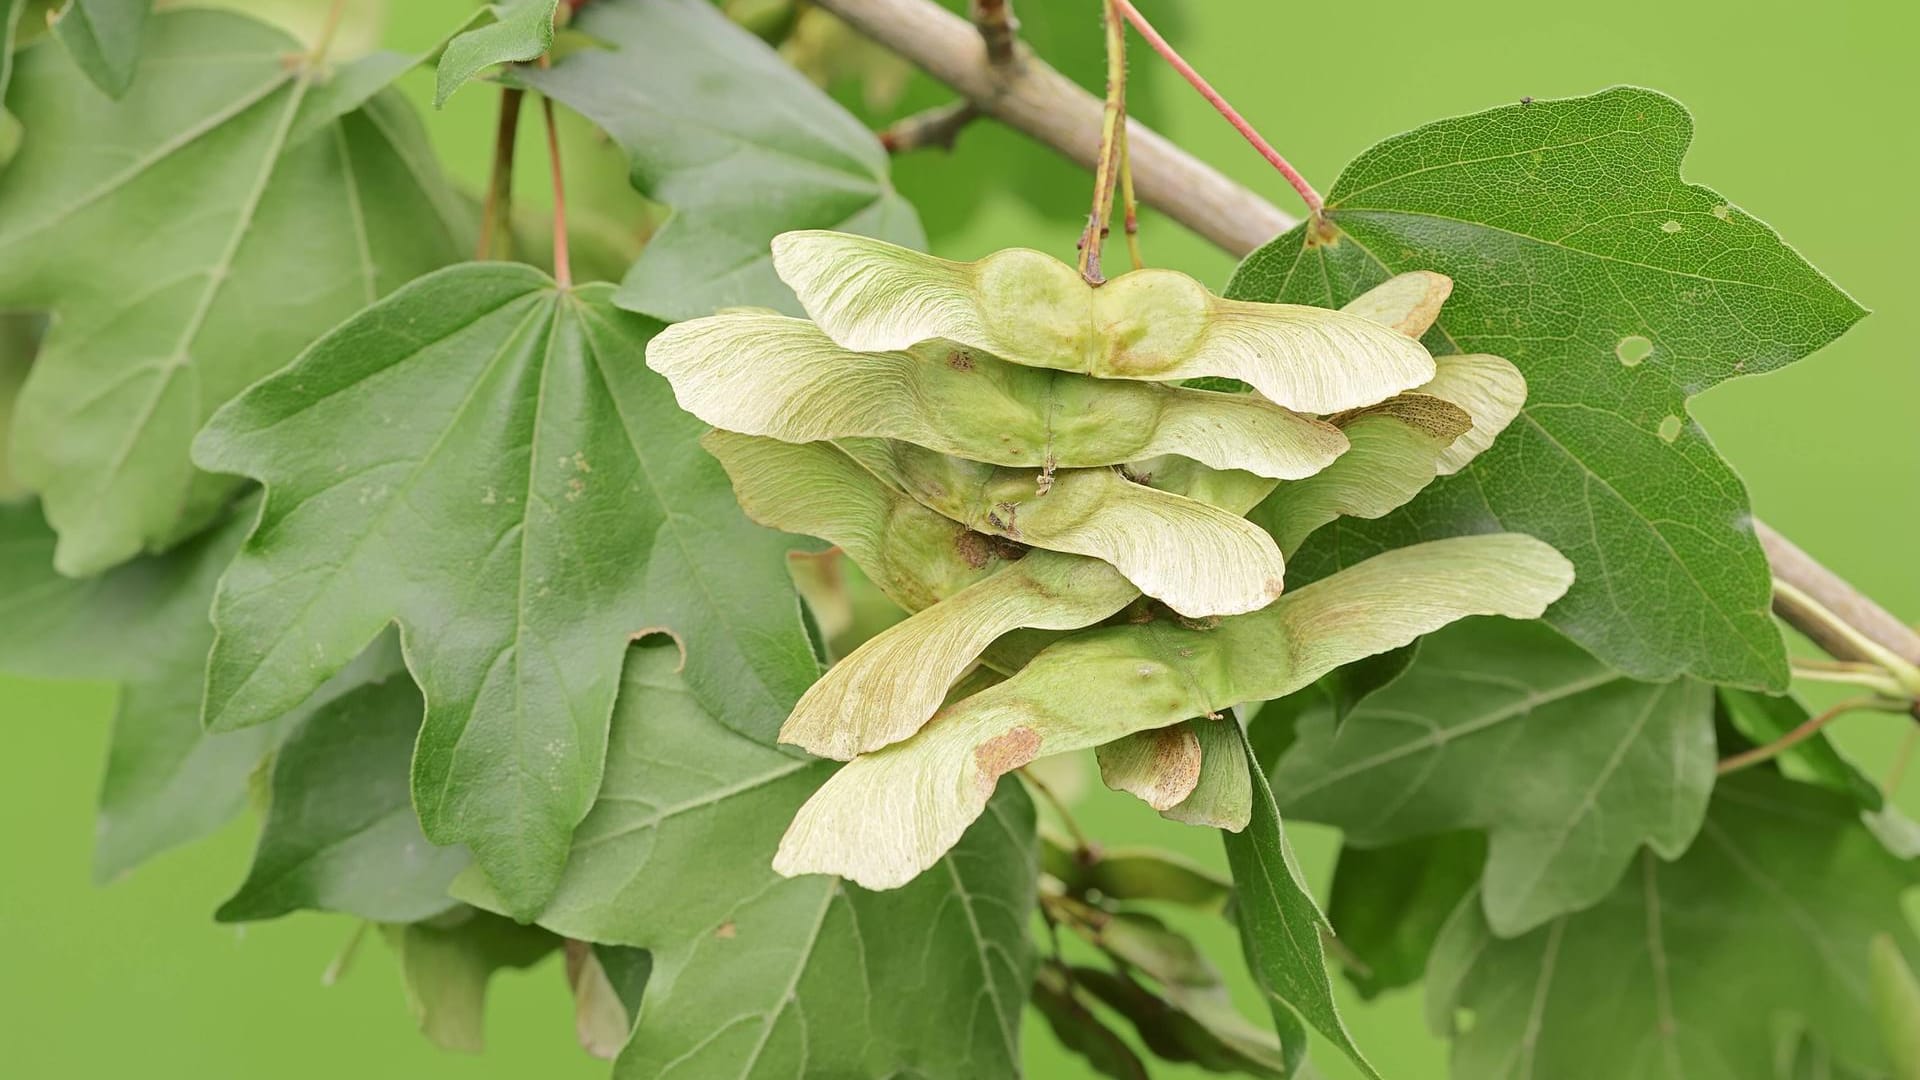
[1427,771,1920,1078]
[518,0,923,321]
[219,674,469,924]
[1228,87,1864,690]
[433,0,557,107]
[2,500,266,879]
[1272,618,1716,935]
[49,0,147,98]
[1222,719,1373,1079]
[453,644,1038,1079]
[0,499,405,880]
[382,908,558,1053]
[195,265,818,916]
[0,10,466,574]
[1326,833,1485,999]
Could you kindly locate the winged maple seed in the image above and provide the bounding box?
[644,230,1567,887]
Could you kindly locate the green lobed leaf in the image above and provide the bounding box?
[1227,87,1865,690]
[0,10,466,574]
[193,265,818,917]
[1273,617,1716,935]
[381,907,559,1053]
[777,533,1574,890]
[451,644,1039,1079]
[0,499,396,882]
[517,0,923,321]
[1325,832,1486,1000]
[49,0,147,98]
[218,674,470,924]
[1427,770,1920,1078]
[1869,934,1920,1077]
[433,0,557,107]
[1224,717,1373,1078]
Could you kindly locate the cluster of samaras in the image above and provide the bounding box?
[647,232,1569,889]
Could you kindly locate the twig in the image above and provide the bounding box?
[877,100,980,153]
[310,0,349,63]
[1758,521,1920,678]
[541,94,571,288]
[808,0,1294,255]
[1717,696,1910,775]
[1108,0,1323,216]
[476,88,524,261]
[1075,0,1126,285]
[970,0,1018,66]
[1789,659,1909,697]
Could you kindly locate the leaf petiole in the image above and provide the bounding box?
[1715,695,1912,776]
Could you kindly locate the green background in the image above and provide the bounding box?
[2,1,1914,1076]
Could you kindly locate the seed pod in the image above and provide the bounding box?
[770,230,1437,413]
[1251,354,1524,556]
[649,313,1348,479]
[775,533,1576,889]
[841,438,1286,618]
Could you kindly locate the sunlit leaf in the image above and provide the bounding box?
[1230,88,1865,689]
[0,10,465,573]
[49,0,147,98]
[452,645,1038,1078]
[1273,617,1715,935]
[433,0,557,107]
[517,0,922,320]
[1428,771,1920,1078]
[381,908,558,1053]
[194,265,816,916]
[218,674,470,924]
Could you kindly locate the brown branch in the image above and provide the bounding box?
[808,0,1295,256]
[814,0,1916,682]
[1756,521,1920,672]
[878,101,980,154]
[970,0,1018,66]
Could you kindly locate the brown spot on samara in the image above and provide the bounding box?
[954,530,993,569]
[973,726,1042,793]
[947,350,975,371]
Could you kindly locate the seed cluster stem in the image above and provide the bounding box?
[1075,0,1127,285]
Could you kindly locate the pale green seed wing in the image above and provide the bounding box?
[701,431,1008,611]
[1095,725,1204,811]
[649,311,1347,479]
[782,553,1136,760]
[1101,714,1253,830]
[1254,354,1525,555]
[845,440,1287,618]
[1339,270,1452,337]
[1420,353,1526,475]
[774,230,1436,413]
[775,533,1574,888]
